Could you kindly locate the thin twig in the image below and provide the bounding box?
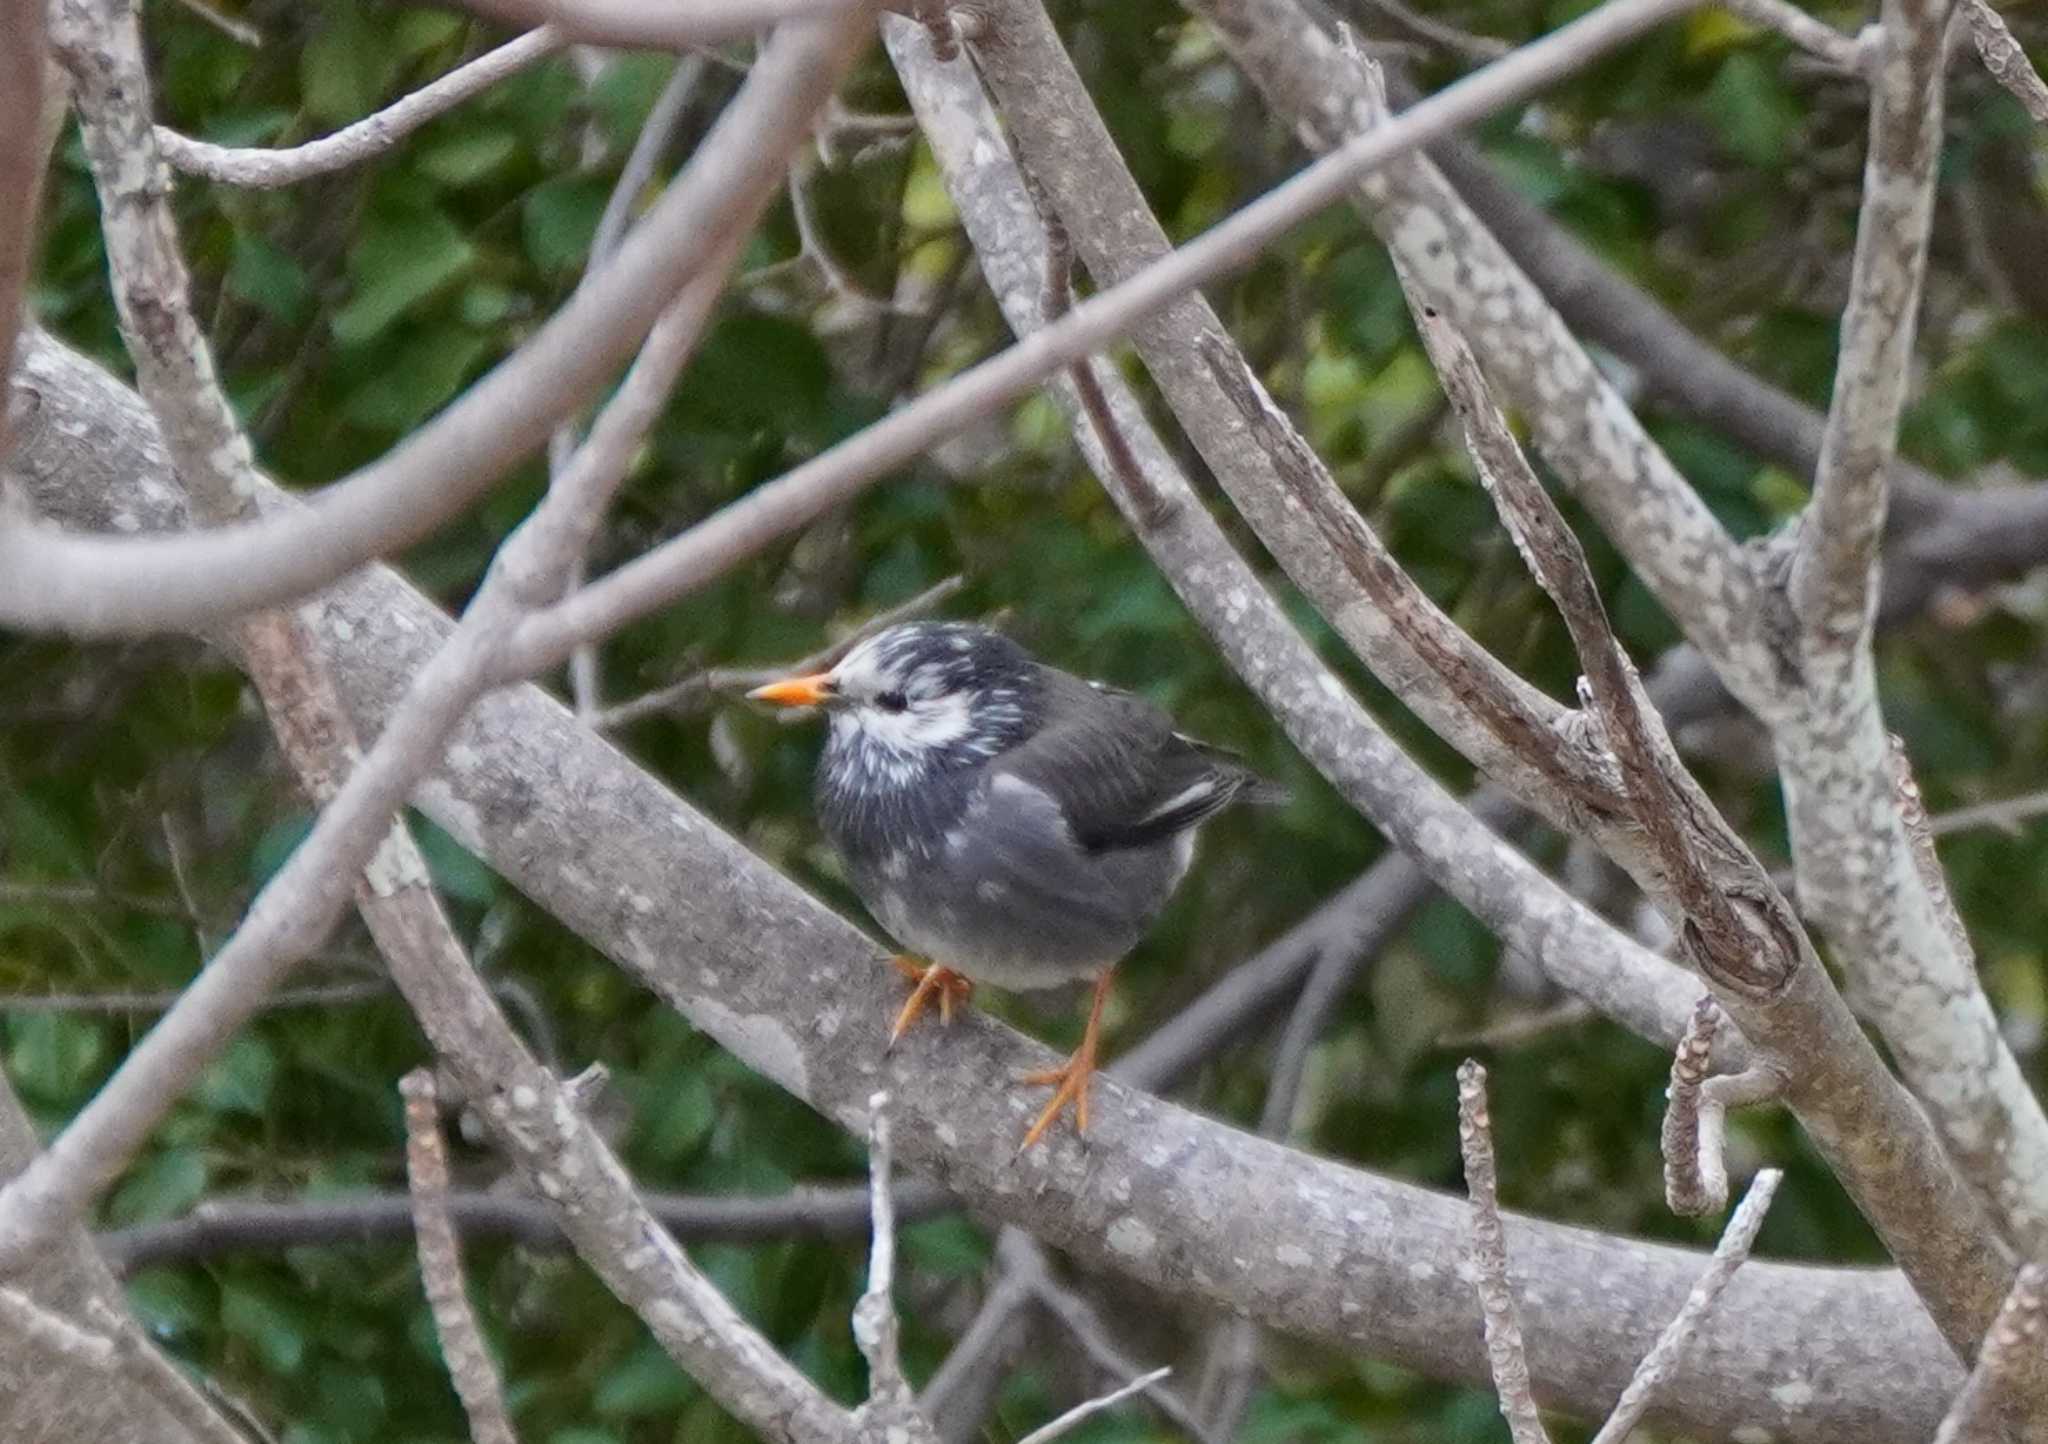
[401,1071,520,1444]
[1,0,1702,644]
[1724,0,1870,71]
[166,0,261,46]
[1358,0,1509,61]
[1588,1169,1782,1444]
[448,0,860,50]
[0,10,866,1276]
[1011,1231,1220,1444]
[1014,1367,1175,1444]
[1457,1060,1552,1444]
[1930,788,2048,839]
[1963,0,2048,126]
[594,573,964,729]
[850,1092,927,1433]
[1933,1263,2048,1444]
[556,54,707,720]
[155,29,566,187]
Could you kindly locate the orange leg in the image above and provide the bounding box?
[888,956,975,1048]
[1018,970,1115,1150]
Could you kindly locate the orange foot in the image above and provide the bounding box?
[888,956,975,1048]
[1018,971,1114,1150]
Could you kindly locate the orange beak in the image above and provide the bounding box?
[746,671,835,707]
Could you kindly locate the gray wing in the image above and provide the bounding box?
[995,668,1261,853]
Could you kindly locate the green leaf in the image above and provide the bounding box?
[332,209,476,346]
[411,815,498,905]
[301,3,395,125]
[594,1341,699,1417]
[227,232,310,324]
[521,174,613,274]
[6,1014,108,1102]
[108,1148,209,1226]
[1704,52,1798,167]
[197,1034,278,1116]
[126,1268,212,1339]
[633,1068,714,1164]
[341,329,491,432]
[417,131,521,188]
[221,1279,312,1375]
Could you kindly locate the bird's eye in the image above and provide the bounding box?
[876,689,909,713]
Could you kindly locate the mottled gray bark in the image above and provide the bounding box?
[0,1074,235,1444]
[5,328,1970,1443]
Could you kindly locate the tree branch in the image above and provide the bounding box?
[449,0,864,49]
[402,1071,520,1444]
[1789,0,1950,661]
[0,12,868,637]
[1458,1060,1553,1444]
[885,9,1706,1056]
[153,27,565,187]
[0,12,864,1272]
[1405,299,2007,1355]
[1963,0,2048,127]
[9,329,1976,1444]
[1933,1263,2048,1444]
[0,0,46,470]
[1588,1169,1783,1444]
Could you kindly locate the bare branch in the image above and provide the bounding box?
[402,1070,520,1444]
[851,1094,935,1438]
[485,0,1718,669]
[0,1289,247,1444]
[1659,998,1779,1219]
[885,12,1708,1052]
[1724,0,1870,71]
[450,0,864,49]
[153,28,565,187]
[1405,302,2005,1352]
[1457,1060,1552,1444]
[1963,0,2048,126]
[0,0,46,470]
[1930,788,2048,839]
[0,15,867,637]
[1589,1169,1783,1444]
[1790,0,1950,660]
[0,13,865,1270]
[165,0,260,46]
[13,331,1984,1443]
[1934,1264,2048,1444]
[1006,1232,1218,1444]
[1357,0,1509,62]
[1014,1367,1175,1444]
[593,573,965,730]
[555,54,706,720]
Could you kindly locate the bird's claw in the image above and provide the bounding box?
[886,957,973,1050]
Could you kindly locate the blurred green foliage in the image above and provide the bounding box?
[10,0,2048,1439]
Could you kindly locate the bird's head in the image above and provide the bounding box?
[748,622,1038,770]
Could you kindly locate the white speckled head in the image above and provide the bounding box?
[823,623,1034,768]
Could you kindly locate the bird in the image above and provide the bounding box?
[747,620,1277,1148]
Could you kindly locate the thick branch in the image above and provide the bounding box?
[0,14,863,1271]
[886,11,1703,1054]
[1406,304,2007,1353]
[0,12,868,637]
[9,329,1972,1442]
[1186,0,1779,715]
